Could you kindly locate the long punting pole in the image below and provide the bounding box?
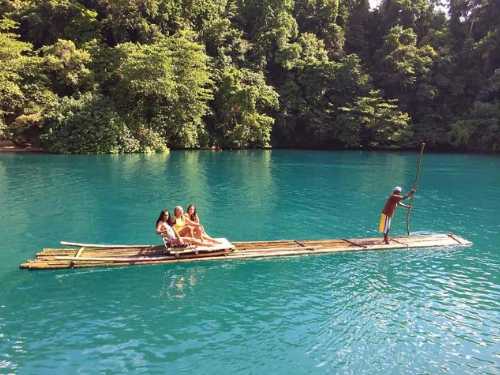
[406,143,426,236]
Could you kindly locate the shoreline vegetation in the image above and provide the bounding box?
[1,1,499,154]
[3,142,499,156]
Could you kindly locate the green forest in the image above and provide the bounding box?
[0,0,499,153]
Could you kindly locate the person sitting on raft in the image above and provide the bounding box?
[169,206,214,245]
[379,186,415,244]
[185,204,219,244]
[155,209,205,248]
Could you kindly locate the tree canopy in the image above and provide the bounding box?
[0,0,499,152]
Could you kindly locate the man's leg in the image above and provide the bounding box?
[384,216,391,244]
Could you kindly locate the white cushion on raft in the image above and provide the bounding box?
[170,238,234,254]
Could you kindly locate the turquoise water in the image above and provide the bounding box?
[0,150,499,374]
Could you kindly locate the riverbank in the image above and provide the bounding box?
[0,140,500,155]
[0,140,43,153]
[1,144,498,155]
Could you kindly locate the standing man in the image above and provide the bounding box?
[379,187,415,244]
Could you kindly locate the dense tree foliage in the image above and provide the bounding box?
[212,66,279,147]
[0,0,498,153]
[113,32,212,148]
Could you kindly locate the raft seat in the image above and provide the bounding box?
[159,234,234,257]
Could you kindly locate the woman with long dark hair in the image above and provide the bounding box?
[184,204,219,244]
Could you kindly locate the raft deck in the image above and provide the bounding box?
[20,233,471,270]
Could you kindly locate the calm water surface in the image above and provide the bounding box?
[0,150,499,374]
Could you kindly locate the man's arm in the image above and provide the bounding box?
[398,189,416,208]
[402,189,416,200]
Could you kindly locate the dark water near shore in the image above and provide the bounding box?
[0,150,499,374]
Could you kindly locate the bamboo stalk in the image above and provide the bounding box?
[60,241,154,248]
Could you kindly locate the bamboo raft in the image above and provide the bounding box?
[20,233,471,270]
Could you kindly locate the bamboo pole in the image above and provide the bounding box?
[406,143,426,236]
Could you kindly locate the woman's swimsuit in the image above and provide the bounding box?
[173,216,185,232]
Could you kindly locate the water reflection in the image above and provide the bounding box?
[174,151,210,206]
[216,150,276,239]
[159,266,205,300]
[158,150,277,239]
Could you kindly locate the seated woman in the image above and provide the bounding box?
[169,206,208,245]
[185,204,219,244]
[170,206,193,237]
[155,210,204,249]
